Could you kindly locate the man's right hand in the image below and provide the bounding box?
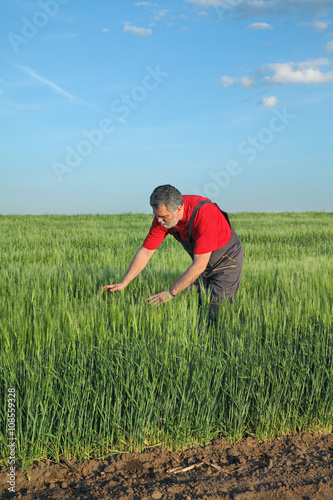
[102,282,127,293]
[101,246,155,296]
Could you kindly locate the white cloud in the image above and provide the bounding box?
[17,65,79,101]
[326,40,333,52]
[220,58,333,89]
[247,22,273,30]
[301,20,330,32]
[123,22,153,36]
[220,76,236,87]
[135,1,158,5]
[246,0,331,8]
[247,0,278,6]
[295,59,328,70]
[313,20,329,32]
[264,59,333,84]
[288,0,331,3]
[187,0,333,18]
[241,76,255,87]
[190,0,333,19]
[102,28,109,33]
[220,75,255,88]
[185,0,225,6]
[262,95,278,107]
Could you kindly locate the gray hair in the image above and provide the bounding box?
[150,185,183,212]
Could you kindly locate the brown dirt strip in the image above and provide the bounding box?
[1,431,333,499]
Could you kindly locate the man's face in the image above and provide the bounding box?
[154,204,182,229]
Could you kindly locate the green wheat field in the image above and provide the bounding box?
[1,212,332,467]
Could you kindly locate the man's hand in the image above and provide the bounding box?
[102,282,127,293]
[101,247,156,296]
[147,290,174,307]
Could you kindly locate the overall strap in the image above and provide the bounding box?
[171,226,181,241]
[188,200,212,242]
[171,200,212,242]
[171,200,230,242]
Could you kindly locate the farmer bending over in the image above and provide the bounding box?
[102,184,244,319]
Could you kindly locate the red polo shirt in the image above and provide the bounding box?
[143,195,231,254]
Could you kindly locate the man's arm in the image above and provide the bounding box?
[102,246,156,293]
[170,252,211,295]
[147,252,211,306]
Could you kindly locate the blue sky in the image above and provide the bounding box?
[1,0,332,214]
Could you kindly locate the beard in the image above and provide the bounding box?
[160,214,180,229]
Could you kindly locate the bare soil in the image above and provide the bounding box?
[1,432,333,499]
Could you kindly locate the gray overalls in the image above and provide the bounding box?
[171,200,244,315]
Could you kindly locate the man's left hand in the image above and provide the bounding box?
[147,290,173,307]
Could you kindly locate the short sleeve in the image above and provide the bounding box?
[143,217,168,250]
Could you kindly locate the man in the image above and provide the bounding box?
[103,184,244,318]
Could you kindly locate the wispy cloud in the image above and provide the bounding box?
[132,3,172,29]
[188,0,333,18]
[247,22,273,30]
[326,40,333,52]
[39,33,78,40]
[153,9,168,22]
[123,22,153,36]
[17,65,79,101]
[300,19,330,32]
